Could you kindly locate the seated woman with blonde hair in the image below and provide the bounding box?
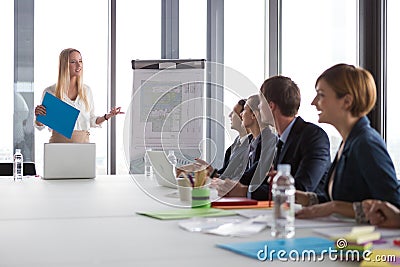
[296,63,400,223]
[176,99,250,178]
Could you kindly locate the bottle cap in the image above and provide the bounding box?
[16,149,21,153]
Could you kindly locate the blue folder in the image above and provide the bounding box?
[217,237,334,260]
[36,92,80,139]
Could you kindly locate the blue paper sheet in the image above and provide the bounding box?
[217,237,334,261]
[36,92,80,139]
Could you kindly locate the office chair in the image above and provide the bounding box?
[0,162,36,176]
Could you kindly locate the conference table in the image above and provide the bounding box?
[0,175,396,266]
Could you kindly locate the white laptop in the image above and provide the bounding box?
[43,143,96,179]
[147,150,177,188]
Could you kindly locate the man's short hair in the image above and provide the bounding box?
[260,76,301,117]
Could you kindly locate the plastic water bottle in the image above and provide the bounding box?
[271,164,295,238]
[144,149,153,177]
[167,150,177,177]
[13,149,23,181]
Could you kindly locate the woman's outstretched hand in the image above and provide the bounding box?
[108,106,124,118]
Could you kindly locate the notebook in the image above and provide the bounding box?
[42,143,96,179]
[211,197,259,207]
[146,150,177,188]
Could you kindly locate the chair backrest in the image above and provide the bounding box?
[0,162,36,176]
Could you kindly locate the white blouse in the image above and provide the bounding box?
[35,84,102,131]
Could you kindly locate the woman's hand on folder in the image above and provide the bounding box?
[35,105,46,116]
[34,104,46,126]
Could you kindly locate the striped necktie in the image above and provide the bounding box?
[273,139,284,168]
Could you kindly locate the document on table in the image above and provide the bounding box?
[136,208,236,220]
[36,92,80,139]
[237,209,356,228]
[178,216,268,237]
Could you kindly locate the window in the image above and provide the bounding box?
[281,0,358,158]
[0,1,14,161]
[179,0,206,59]
[34,0,108,174]
[224,0,266,148]
[225,0,266,88]
[387,0,400,177]
[116,0,161,174]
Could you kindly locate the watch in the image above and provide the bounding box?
[210,168,218,178]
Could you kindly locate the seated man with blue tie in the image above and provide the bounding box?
[217,76,331,200]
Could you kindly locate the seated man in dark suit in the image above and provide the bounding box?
[217,76,331,200]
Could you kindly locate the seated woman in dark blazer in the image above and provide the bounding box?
[296,63,400,223]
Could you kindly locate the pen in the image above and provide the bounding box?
[187,173,195,187]
[268,176,272,207]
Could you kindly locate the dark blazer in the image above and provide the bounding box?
[251,116,331,200]
[217,143,233,176]
[318,116,400,208]
[277,116,330,193]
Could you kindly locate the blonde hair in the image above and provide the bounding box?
[246,94,268,128]
[55,48,89,111]
[316,63,376,117]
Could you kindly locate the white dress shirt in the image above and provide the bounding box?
[35,84,102,131]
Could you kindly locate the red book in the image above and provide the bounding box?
[211,197,258,207]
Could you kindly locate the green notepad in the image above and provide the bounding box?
[136,208,236,220]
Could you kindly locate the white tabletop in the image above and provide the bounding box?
[0,175,391,267]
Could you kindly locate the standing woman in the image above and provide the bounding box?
[34,48,123,143]
[296,63,400,222]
